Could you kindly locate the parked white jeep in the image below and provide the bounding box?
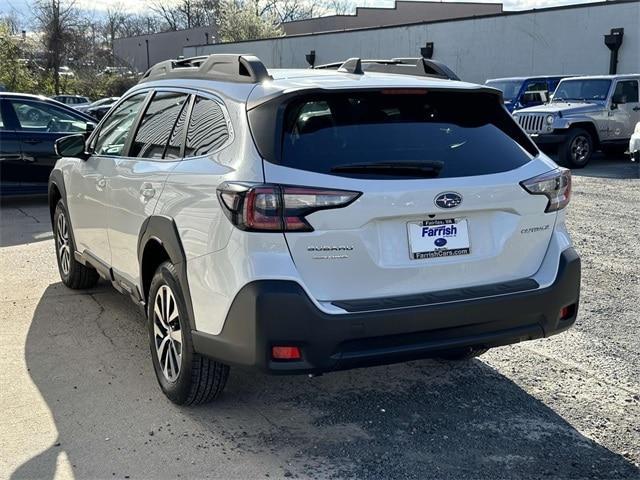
[513,75,640,167]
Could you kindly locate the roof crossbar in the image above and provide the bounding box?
[139,54,272,84]
[314,57,459,81]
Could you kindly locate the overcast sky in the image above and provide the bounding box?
[1,0,604,18]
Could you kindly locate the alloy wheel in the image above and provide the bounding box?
[56,212,71,276]
[570,135,590,164]
[153,285,183,382]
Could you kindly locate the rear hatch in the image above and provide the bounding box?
[248,88,560,302]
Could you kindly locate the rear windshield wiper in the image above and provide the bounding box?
[330,161,444,177]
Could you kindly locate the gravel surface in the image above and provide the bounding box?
[1,156,638,480]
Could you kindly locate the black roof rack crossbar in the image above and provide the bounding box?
[314,57,459,81]
[139,54,272,84]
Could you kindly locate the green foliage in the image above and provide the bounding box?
[54,74,140,100]
[217,0,283,43]
[0,25,38,92]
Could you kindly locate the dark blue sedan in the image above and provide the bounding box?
[0,93,96,195]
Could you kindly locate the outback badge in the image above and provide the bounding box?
[434,192,463,209]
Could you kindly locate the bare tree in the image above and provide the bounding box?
[0,8,23,35]
[119,14,162,37]
[104,3,126,60]
[260,0,317,22]
[32,0,83,94]
[324,0,353,15]
[149,0,219,30]
[150,0,184,30]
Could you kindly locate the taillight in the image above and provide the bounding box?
[216,182,361,232]
[520,168,571,212]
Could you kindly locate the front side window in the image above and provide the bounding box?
[524,81,548,92]
[553,80,611,102]
[130,91,189,159]
[184,96,230,157]
[9,99,88,133]
[613,80,639,103]
[94,93,147,157]
[278,90,535,179]
[485,80,523,102]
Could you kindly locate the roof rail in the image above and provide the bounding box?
[138,54,272,84]
[314,57,459,81]
[337,58,363,75]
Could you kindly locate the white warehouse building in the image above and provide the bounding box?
[184,0,639,84]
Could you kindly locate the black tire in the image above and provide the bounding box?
[53,201,99,289]
[148,261,229,405]
[559,128,594,168]
[438,348,489,361]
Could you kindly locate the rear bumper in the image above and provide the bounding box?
[192,248,581,374]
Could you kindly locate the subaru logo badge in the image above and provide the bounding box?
[435,238,447,247]
[434,192,462,209]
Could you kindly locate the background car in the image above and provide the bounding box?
[0,92,95,195]
[513,75,640,167]
[485,76,572,112]
[630,121,640,162]
[52,95,91,110]
[84,96,120,119]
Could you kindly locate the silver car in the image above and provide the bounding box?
[513,75,640,167]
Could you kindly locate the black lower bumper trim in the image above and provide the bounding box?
[531,133,567,147]
[332,278,539,312]
[192,248,581,374]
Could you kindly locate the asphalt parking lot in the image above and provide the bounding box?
[1,155,639,480]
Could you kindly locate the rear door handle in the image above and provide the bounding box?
[140,183,156,200]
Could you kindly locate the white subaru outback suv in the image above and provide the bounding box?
[49,55,581,405]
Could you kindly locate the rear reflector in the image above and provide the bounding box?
[272,346,302,360]
[559,304,576,320]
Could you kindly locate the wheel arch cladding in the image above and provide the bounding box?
[48,170,66,226]
[138,216,196,330]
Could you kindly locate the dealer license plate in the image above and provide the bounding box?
[408,218,471,259]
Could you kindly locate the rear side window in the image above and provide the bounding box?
[184,96,229,157]
[164,100,189,160]
[276,90,536,179]
[130,91,189,159]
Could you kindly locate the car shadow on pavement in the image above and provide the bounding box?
[14,284,640,479]
[563,153,640,180]
[0,196,53,248]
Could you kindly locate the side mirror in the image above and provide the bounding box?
[55,134,89,159]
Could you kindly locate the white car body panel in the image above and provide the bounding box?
[264,157,559,302]
[56,68,576,338]
[106,157,177,284]
[64,156,114,263]
[630,122,640,156]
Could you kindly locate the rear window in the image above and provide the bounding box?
[275,90,536,179]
